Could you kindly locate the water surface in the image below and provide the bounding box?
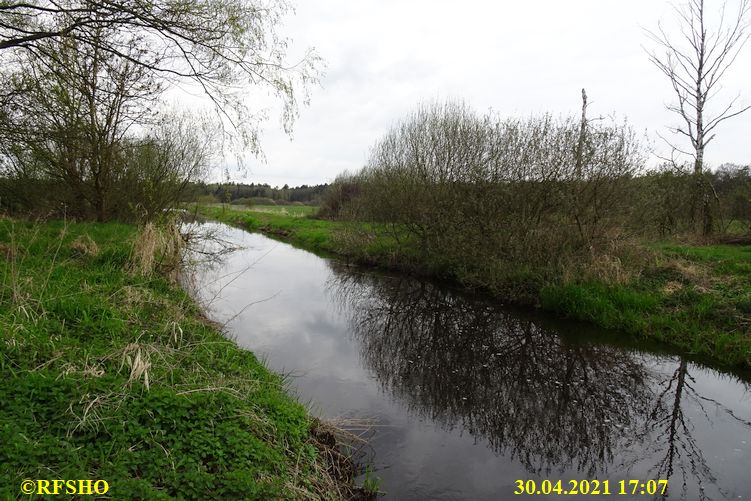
[185,223,751,500]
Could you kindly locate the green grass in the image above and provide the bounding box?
[249,205,319,217]
[653,242,751,277]
[0,218,348,499]
[198,205,751,369]
[197,205,339,255]
[533,242,751,368]
[214,204,318,218]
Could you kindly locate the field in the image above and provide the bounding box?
[0,218,352,499]
[196,205,340,255]
[199,205,751,369]
[210,204,319,217]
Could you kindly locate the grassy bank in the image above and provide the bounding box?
[198,205,751,369]
[539,243,751,368]
[0,217,357,499]
[196,205,340,255]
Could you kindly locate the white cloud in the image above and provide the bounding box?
[207,0,751,186]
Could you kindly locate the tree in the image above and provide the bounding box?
[0,27,162,220]
[0,0,322,149]
[117,111,220,220]
[0,26,217,220]
[0,0,322,220]
[647,0,751,235]
[351,100,642,274]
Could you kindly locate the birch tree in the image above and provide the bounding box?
[647,0,751,235]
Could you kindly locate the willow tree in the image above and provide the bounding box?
[0,0,321,219]
[647,0,751,235]
[0,0,322,152]
[0,28,164,219]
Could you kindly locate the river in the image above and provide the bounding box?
[183,222,751,500]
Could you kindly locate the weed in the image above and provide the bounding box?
[362,465,381,496]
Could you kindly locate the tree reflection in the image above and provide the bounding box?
[326,265,654,476]
[646,360,715,499]
[325,263,751,498]
[628,358,749,500]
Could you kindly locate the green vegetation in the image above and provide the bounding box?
[361,466,381,497]
[539,254,751,368]
[217,204,320,218]
[0,218,354,499]
[199,204,751,369]
[199,205,340,255]
[0,0,321,222]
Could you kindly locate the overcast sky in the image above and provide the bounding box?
[223,0,751,187]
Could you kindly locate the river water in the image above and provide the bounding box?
[184,222,751,500]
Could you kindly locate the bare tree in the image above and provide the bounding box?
[647,0,751,235]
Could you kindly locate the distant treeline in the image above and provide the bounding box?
[189,182,329,206]
[0,178,329,217]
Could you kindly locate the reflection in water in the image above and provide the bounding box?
[639,359,713,500]
[184,224,751,500]
[631,359,751,500]
[326,263,751,498]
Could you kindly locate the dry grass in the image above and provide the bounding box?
[67,392,118,436]
[560,239,651,286]
[653,255,721,295]
[129,222,183,280]
[116,284,154,307]
[667,259,714,287]
[305,417,377,500]
[119,343,152,390]
[662,280,685,294]
[130,223,158,275]
[578,253,633,285]
[70,234,99,257]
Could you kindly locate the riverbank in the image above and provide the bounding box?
[198,205,751,369]
[0,217,361,499]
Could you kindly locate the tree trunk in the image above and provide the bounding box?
[573,89,588,242]
[692,127,713,236]
[94,177,107,222]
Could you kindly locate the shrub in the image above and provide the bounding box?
[345,100,644,277]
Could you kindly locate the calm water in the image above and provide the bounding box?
[184,223,751,500]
